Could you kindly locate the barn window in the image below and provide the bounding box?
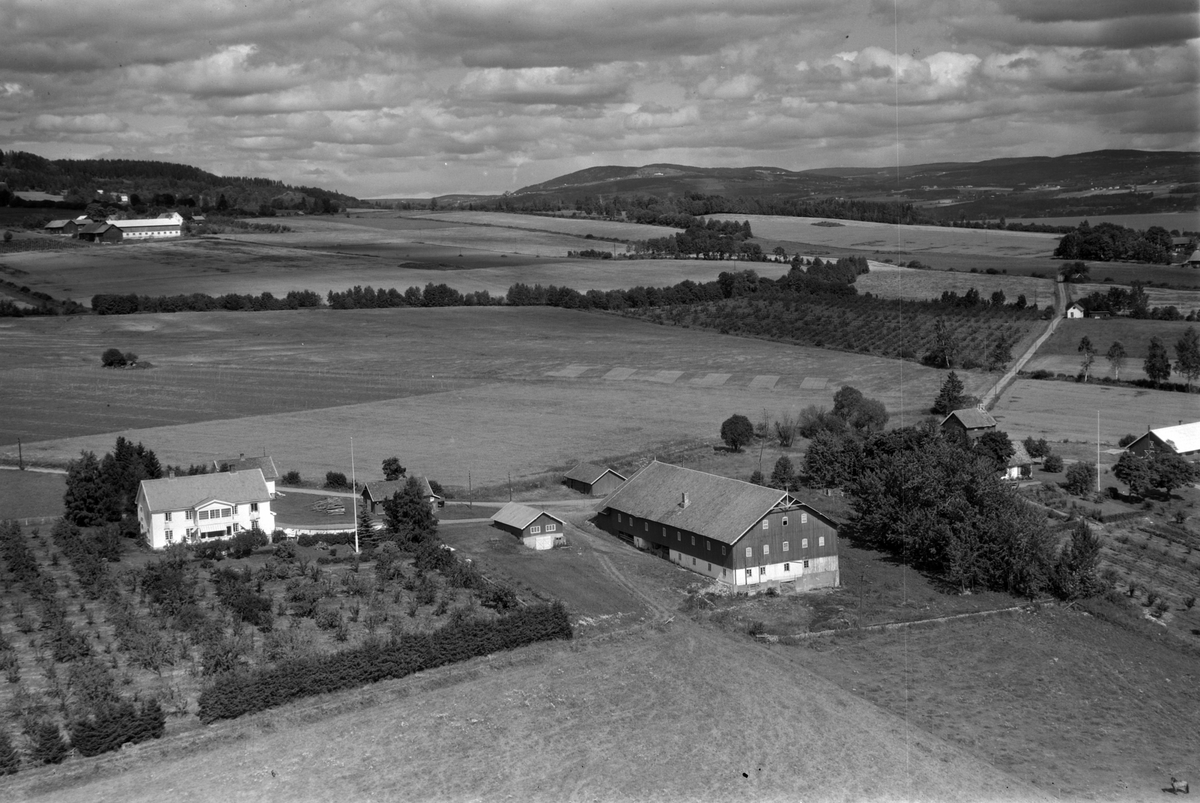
[762,520,769,530]
[762,544,770,556]
[784,563,790,572]
[783,541,789,552]
[803,560,810,568]
[663,525,667,536]
[802,538,808,549]
[530,525,541,534]
[721,546,726,555]
[706,541,710,551]
[745,547,752,558]
[759,567,766,575]
[677,532,681,541]
[545,523,556,532]
[617,513,622,523]
[707,563,711,571]
[692,557,696,565]
[782,516,788,526]
[819,536,825,547]
[644,522,649,532]
[801,512,808,524]
[745,569,752,579]
[691,535,695,546]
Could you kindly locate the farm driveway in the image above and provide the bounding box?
[982,277,1067,407]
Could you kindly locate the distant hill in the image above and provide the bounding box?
[0,150,361,216]
[491,150,1199,223]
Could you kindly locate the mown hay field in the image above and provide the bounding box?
[1073,282,1200,313]
[0,307,969,488]
[855,263,1056,304]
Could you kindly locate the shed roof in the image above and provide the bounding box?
[1186,250,1200,264]
[942,407,997,431]
[212,454,279,481]
[78,222,117,235]
[1137,422,1200,455]
[362,476,442,502]
[596,461,824,545]
[43,219,72,229]
[564,462,625,485]
[1007,441,1033,468]
[139,469,270,513]
[490,502,565,530]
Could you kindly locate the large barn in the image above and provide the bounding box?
[940,407,998,441]
[110,212,183,239]
[564,462,626,496]
[136,469,275,550]
[1126,422,1200,460]
[594,461,839,591]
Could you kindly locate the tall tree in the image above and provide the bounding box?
[719,414,754,452]
[1105,341,1126,380]
[1144,336,1171,387]
[769,456,795,491]
[1174,326,1200,392]
[381,457,406,481]
[1050,520,1103,600]
[974,430,1015,471]
[382,476,437,547]
[1078,336,1096,382]
[931,371,967,415]
[64,451,109,527]
[1113,452,1155,498]
[931,317,957,368]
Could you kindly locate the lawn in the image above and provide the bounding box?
[1,307,966,489]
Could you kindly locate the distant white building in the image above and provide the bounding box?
[111,211,183,239]
[1065,303,1085,319]
[136,469,275,549]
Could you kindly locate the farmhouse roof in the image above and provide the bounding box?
[564,462,625,485]
[362,476,441,503]
[211,454,279,481]
[596,461,825,545]
[139,469,270,513]
[1007,441,1033,469]
[1134,422,1200,455]
[941,407,997,431]
[490,502,565,530]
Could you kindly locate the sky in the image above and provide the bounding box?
[1,0,1197,198]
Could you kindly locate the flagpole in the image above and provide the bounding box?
[351,436,359,554]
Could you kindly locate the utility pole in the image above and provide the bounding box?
[17,437,23,470]
[351,436,359,554]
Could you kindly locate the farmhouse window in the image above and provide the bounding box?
[186,510,194,520]
[251,502,259,512]
[165,512,172,521]
[759,567,766,576]
[745,547,752,558]
[802,538,808,549]
[762,520,769,530]
[803,560,809,568]
[763,544,770,556]
[722,569,727,577]
[221,507,232,517]
[801,513,808,524]
[198,510,209,521]
[745,569,752,579]
[692,557,696,565]
[531,525,541,534]
[818,536,825,547]
[165,529,172,541]
[782,516,788,526]
[783,541,790,552]
[546,523,556,532]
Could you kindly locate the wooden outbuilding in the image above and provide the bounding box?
[77,222,123,244]
[594,461,839,591]
[361,476,444,514]
[564,462,626,496]
[1065,303,1085,319]
[490,502,566,550]
[940,407,998,441]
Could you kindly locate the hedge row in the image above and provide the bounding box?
[199,602,572,723]
[68,699,165,757]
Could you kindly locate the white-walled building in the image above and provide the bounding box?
[111,212,183,239]
[136,469,275,549]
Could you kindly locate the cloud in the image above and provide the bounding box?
[456,66,631,105]
[28,113,128,135]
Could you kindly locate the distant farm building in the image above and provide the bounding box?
[564,462,626,496]
[77,222,123,244]
[136,469,274,550]
[1065,303,1085,319]
[110,212,183,239]
[490,502,566,550]
[1002,441,1034,481]
[1126,422,1200,460]
[594,461,839,591]
[940,407,998,441]
[43,219,83,236]
[361,476,443,514]
[211,454,280,496]
[1185,250,1200,268]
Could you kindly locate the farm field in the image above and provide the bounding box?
[1024,316,1200,382]
[1012,211,1200,232]
[2,619,1048,803]
[0,470,64,520]
[855,263,1056,304]
[1067,264,1200,289]
[1073,281,1200,313]
[0,307,971,488]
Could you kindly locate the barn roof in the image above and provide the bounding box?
[490,502,564,530]
[43,219,72,229]
[1186,249,1200,264]
[78,222,117,235]
[211,454,279,481]
[564,462,625,485]
[596,461,824,545]
[139,469,270,513]
[1134,422,1200,455]
[942,407,997,431]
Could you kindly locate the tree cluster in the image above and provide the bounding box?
[1113,449,1195,498]
[198,602,572,723]
[327,283,498,309]
[100,347,138,367]
[1053,221,1173,264]
[63,437,162,527]
[92,290,323,315]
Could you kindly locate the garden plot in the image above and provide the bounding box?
[544,364,594,378]
[601,367,637,381]
[690,372,730,387]
[748,375,780,390]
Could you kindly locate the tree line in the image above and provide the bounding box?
[1053,221,1174,264]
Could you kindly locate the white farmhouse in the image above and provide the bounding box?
[136,469,275,549]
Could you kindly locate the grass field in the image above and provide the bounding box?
[1013,211,1200,232]
[855,264,1056,304]
[1024,316,1199,381]
[0,307,970,489]
[1073,281,1200,312]
[0,470,64,519]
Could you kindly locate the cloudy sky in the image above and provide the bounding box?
[1,0,1197,198]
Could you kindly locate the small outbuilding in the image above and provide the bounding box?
[43,219,81,236]
[940,406,998,441]
[1002,441,1033,481]
[361,476,444,514]
[490,502,566,550]
[77,222,123,244]
[1185,249,1200,268]
[1065,303,1085,319]
[564,462,626,496]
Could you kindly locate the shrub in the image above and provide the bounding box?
[324,471,350,490]
[26,721,69,765]
[1043,454,1064,473]
[100,348,126,368]
[315,608,342,631]
[1185,595,1196,610]
[68,698,165,757]
[1117,433,1137,448]
[0,728,17,775]
[282,470,302,485]
[1063,461,1096,496]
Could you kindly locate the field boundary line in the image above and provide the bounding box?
[758,602,1038,642]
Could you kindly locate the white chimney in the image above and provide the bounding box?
[681,492,690,508]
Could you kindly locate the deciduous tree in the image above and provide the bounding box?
[1144,336,1171,387]
[1063,461,1096,497]
[381,457,406,481]
[1174,326,1200,392]
[1105,341,1126,380]
[719,414,754,452]
[1078,336,1096,381]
